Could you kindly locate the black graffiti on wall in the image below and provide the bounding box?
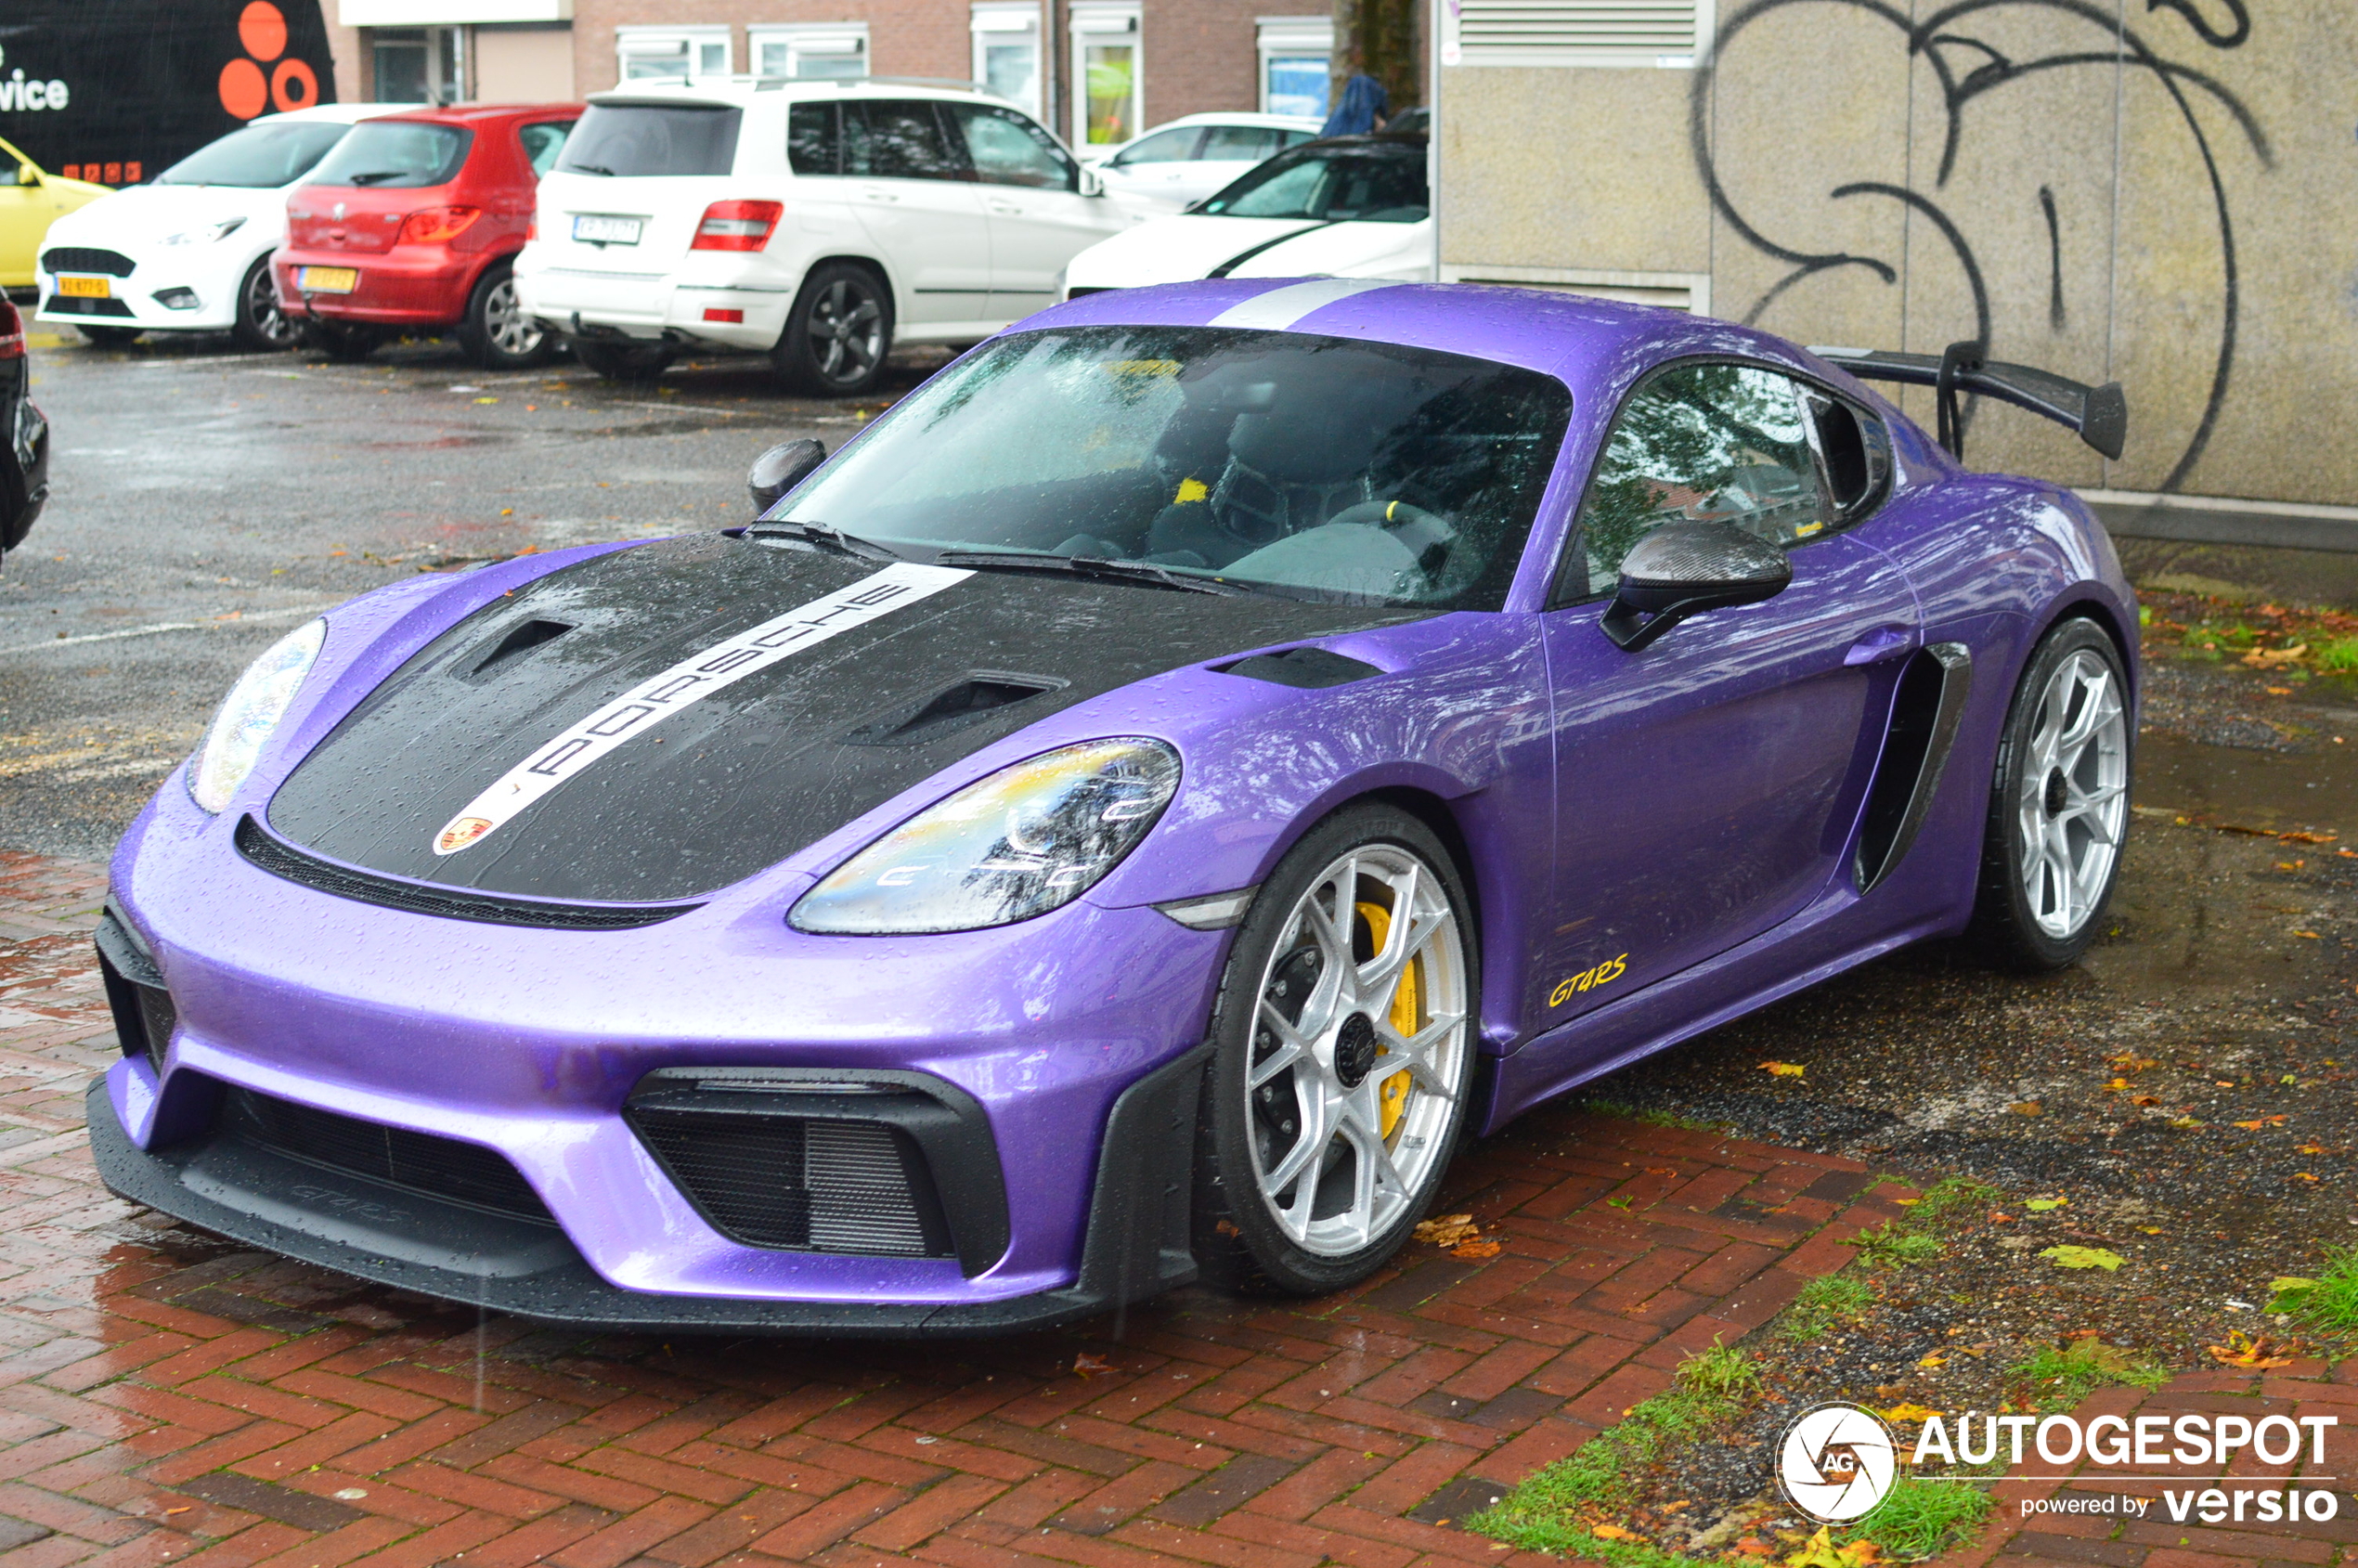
[1691,0,2267,487]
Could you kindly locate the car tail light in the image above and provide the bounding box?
[400,206,482,244]
[703,307,745,323]
[0,301,21,360]
[526,217,537,241]
[692,201,784,252]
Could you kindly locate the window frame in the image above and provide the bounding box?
[1544,353,1894,611]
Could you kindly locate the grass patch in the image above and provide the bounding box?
[2287,1247,2358,1335]
[2007,1338,2170,1411]
[1845,1222,1943,1269]
[1904,1175,2000,1226]
[1841,1475,1996,1561]
[1581,1098,1730,1134]
[1468,1348,1756,1554]
[1781,1273,1874,1341]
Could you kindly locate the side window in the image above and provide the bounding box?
[1198,125,1277,162]
[518,122,573,177]
[945,103,1077,188]
[844,100,963,180]
[1109,126,1202,166]
[788,101,840,175]
[1561,362,1833,601]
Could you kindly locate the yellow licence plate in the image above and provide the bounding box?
[298,266,358,294]
[57,275,110,298]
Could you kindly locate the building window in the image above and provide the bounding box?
[1442,0,1709,67]
[1069,5,1139,148]
[1255,17,1332,118]
[371,26,464,103]
[970,3,1043,123]
[752,25,870,80]
[616,27,732,85]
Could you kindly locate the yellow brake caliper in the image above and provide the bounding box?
[1355,901,1419,1140]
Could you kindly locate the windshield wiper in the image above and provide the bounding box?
[935,550,1243,596]
[743,518,905,562]
[567,162,617,176]
[343,171,413,186]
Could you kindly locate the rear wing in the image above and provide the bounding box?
[1807,341,2128,464]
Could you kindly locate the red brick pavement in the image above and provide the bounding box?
[1,848,2341,1568]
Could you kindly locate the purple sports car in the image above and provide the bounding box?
[92,280,2136,1333]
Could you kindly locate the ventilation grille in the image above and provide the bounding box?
[1454,0,1701,62]
[42,294,136,318]
[627,1108,952,1258]
[235,816,700,931]
[222,1088,556,1225]
[95,918,176,1078]
[42,247,136,278]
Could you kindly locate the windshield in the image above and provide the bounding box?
[1198,142,1427,222]
[306,122,473,188]
[154,122,352,188]
[775,326,1570,607]
[557,104,741,176]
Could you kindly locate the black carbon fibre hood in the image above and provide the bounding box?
[266,535,1393,903]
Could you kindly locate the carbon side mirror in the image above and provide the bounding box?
[747,438,826,518]
[1600,521,1793,652]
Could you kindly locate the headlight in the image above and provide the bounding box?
[188,619,326,814]
[159,217,248,247]
[790,738,1181,934]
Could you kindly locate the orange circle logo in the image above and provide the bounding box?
[220,4,310,120]
[239,2,288,62]
[218,58,268,120]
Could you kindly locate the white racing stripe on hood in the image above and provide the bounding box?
[433,562,971,856]
[1209,277,1408,330]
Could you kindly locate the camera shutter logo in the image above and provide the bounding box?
[1779,1404,1898,1523]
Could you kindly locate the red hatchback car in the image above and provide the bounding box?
[278,103,579,368]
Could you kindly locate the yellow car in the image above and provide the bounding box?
[0,136,110,289]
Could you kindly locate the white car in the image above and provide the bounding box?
[1083,112,1321,212]
[515,80,1131,395]
[34,104,419,352]
[1062,132,1432,296]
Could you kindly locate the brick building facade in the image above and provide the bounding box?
[325,0,1330,151]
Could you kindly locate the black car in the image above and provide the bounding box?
[1,298,52,559]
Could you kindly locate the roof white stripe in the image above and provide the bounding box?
[1208,278,1408,331]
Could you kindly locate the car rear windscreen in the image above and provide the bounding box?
[556,104,742,177]
[153,122,353,188]
[306,123,474,188]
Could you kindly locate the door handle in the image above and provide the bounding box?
[1845,625,1916,665]
[859,187,898,203]
[987,200,1022,215]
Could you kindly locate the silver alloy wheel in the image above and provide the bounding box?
[2015,647,2129,939]
[1246,844,1469,1257]
[245,261,295,346]
[808,278,884,385]
[483,276,542,357]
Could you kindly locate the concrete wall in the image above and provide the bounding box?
[1439,2,2358,505]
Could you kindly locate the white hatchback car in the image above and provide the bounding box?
[1083,112,1321,212]
[34,104,418,352]
[1062,132,1432,297]
[515,80,1130,395]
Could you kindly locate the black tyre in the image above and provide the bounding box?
[230,254,298,352]
[771,262,892,397]
[77,325,141,348]
[1966,618,2132,971]
[574,339,675,382]
[458,264,551,369]
[1193,804,1479,1295]
[298,320,382,362]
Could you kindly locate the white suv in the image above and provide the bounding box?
[514,80,1129,395]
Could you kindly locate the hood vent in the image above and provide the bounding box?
[467,618,575,680]
[841,672,1067,747]
[1221,647,1380,689]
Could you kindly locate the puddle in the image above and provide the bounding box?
[2132,729,2358,838]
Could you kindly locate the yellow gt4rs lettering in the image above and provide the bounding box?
[1550,953,1628,1007]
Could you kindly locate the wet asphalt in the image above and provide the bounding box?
[0,326,946,861]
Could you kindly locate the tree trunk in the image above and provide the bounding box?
[1330,0,1423,117]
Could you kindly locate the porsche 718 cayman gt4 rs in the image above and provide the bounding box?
[92,280,2137,1333]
